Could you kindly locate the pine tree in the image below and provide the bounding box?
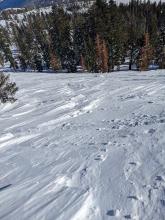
[102,39,109,72]
[50,52,60,71]
[0,73,18,103]
[156,27,165,69]
[18,55,27,72]
[80,54,86,71]
[34,54,43,72]
[95,35,109,72]
[0,27,15,70]
[49,7,76,72]
[95,34,102,72]
[139,33,153,71]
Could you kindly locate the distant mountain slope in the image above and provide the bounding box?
[0,0,80,9]
[0,0,56,9]
[0,0,160,9]
[0,0,30,9]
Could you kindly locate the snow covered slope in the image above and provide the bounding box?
[1,70,165,219]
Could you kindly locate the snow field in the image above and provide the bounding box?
[0,70,165,219]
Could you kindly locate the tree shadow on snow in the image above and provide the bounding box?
[0,184,12,192]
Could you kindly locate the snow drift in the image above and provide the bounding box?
[0,70,165,220]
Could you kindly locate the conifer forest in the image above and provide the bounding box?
[0,0,164,73]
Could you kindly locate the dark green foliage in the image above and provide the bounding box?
[0,27,15,69]
[155,27,165,69]
[2,0,165,72]
[34,54,43,72]
[0,73,18,103]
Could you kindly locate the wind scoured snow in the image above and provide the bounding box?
[0,70,165,220]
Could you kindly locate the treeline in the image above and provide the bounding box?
[0,0,165,72]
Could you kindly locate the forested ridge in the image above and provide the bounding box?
[0,0,164,72]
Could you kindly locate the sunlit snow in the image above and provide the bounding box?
[0,70,165,219]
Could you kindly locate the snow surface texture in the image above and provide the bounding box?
[1,70,165,220]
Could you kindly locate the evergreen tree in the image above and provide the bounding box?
[139,33,153,71]
[156,27,165,69]
[34,54,43,72]
[50,52,61,71]
[0,73,18,103]
[0,27,15,69]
